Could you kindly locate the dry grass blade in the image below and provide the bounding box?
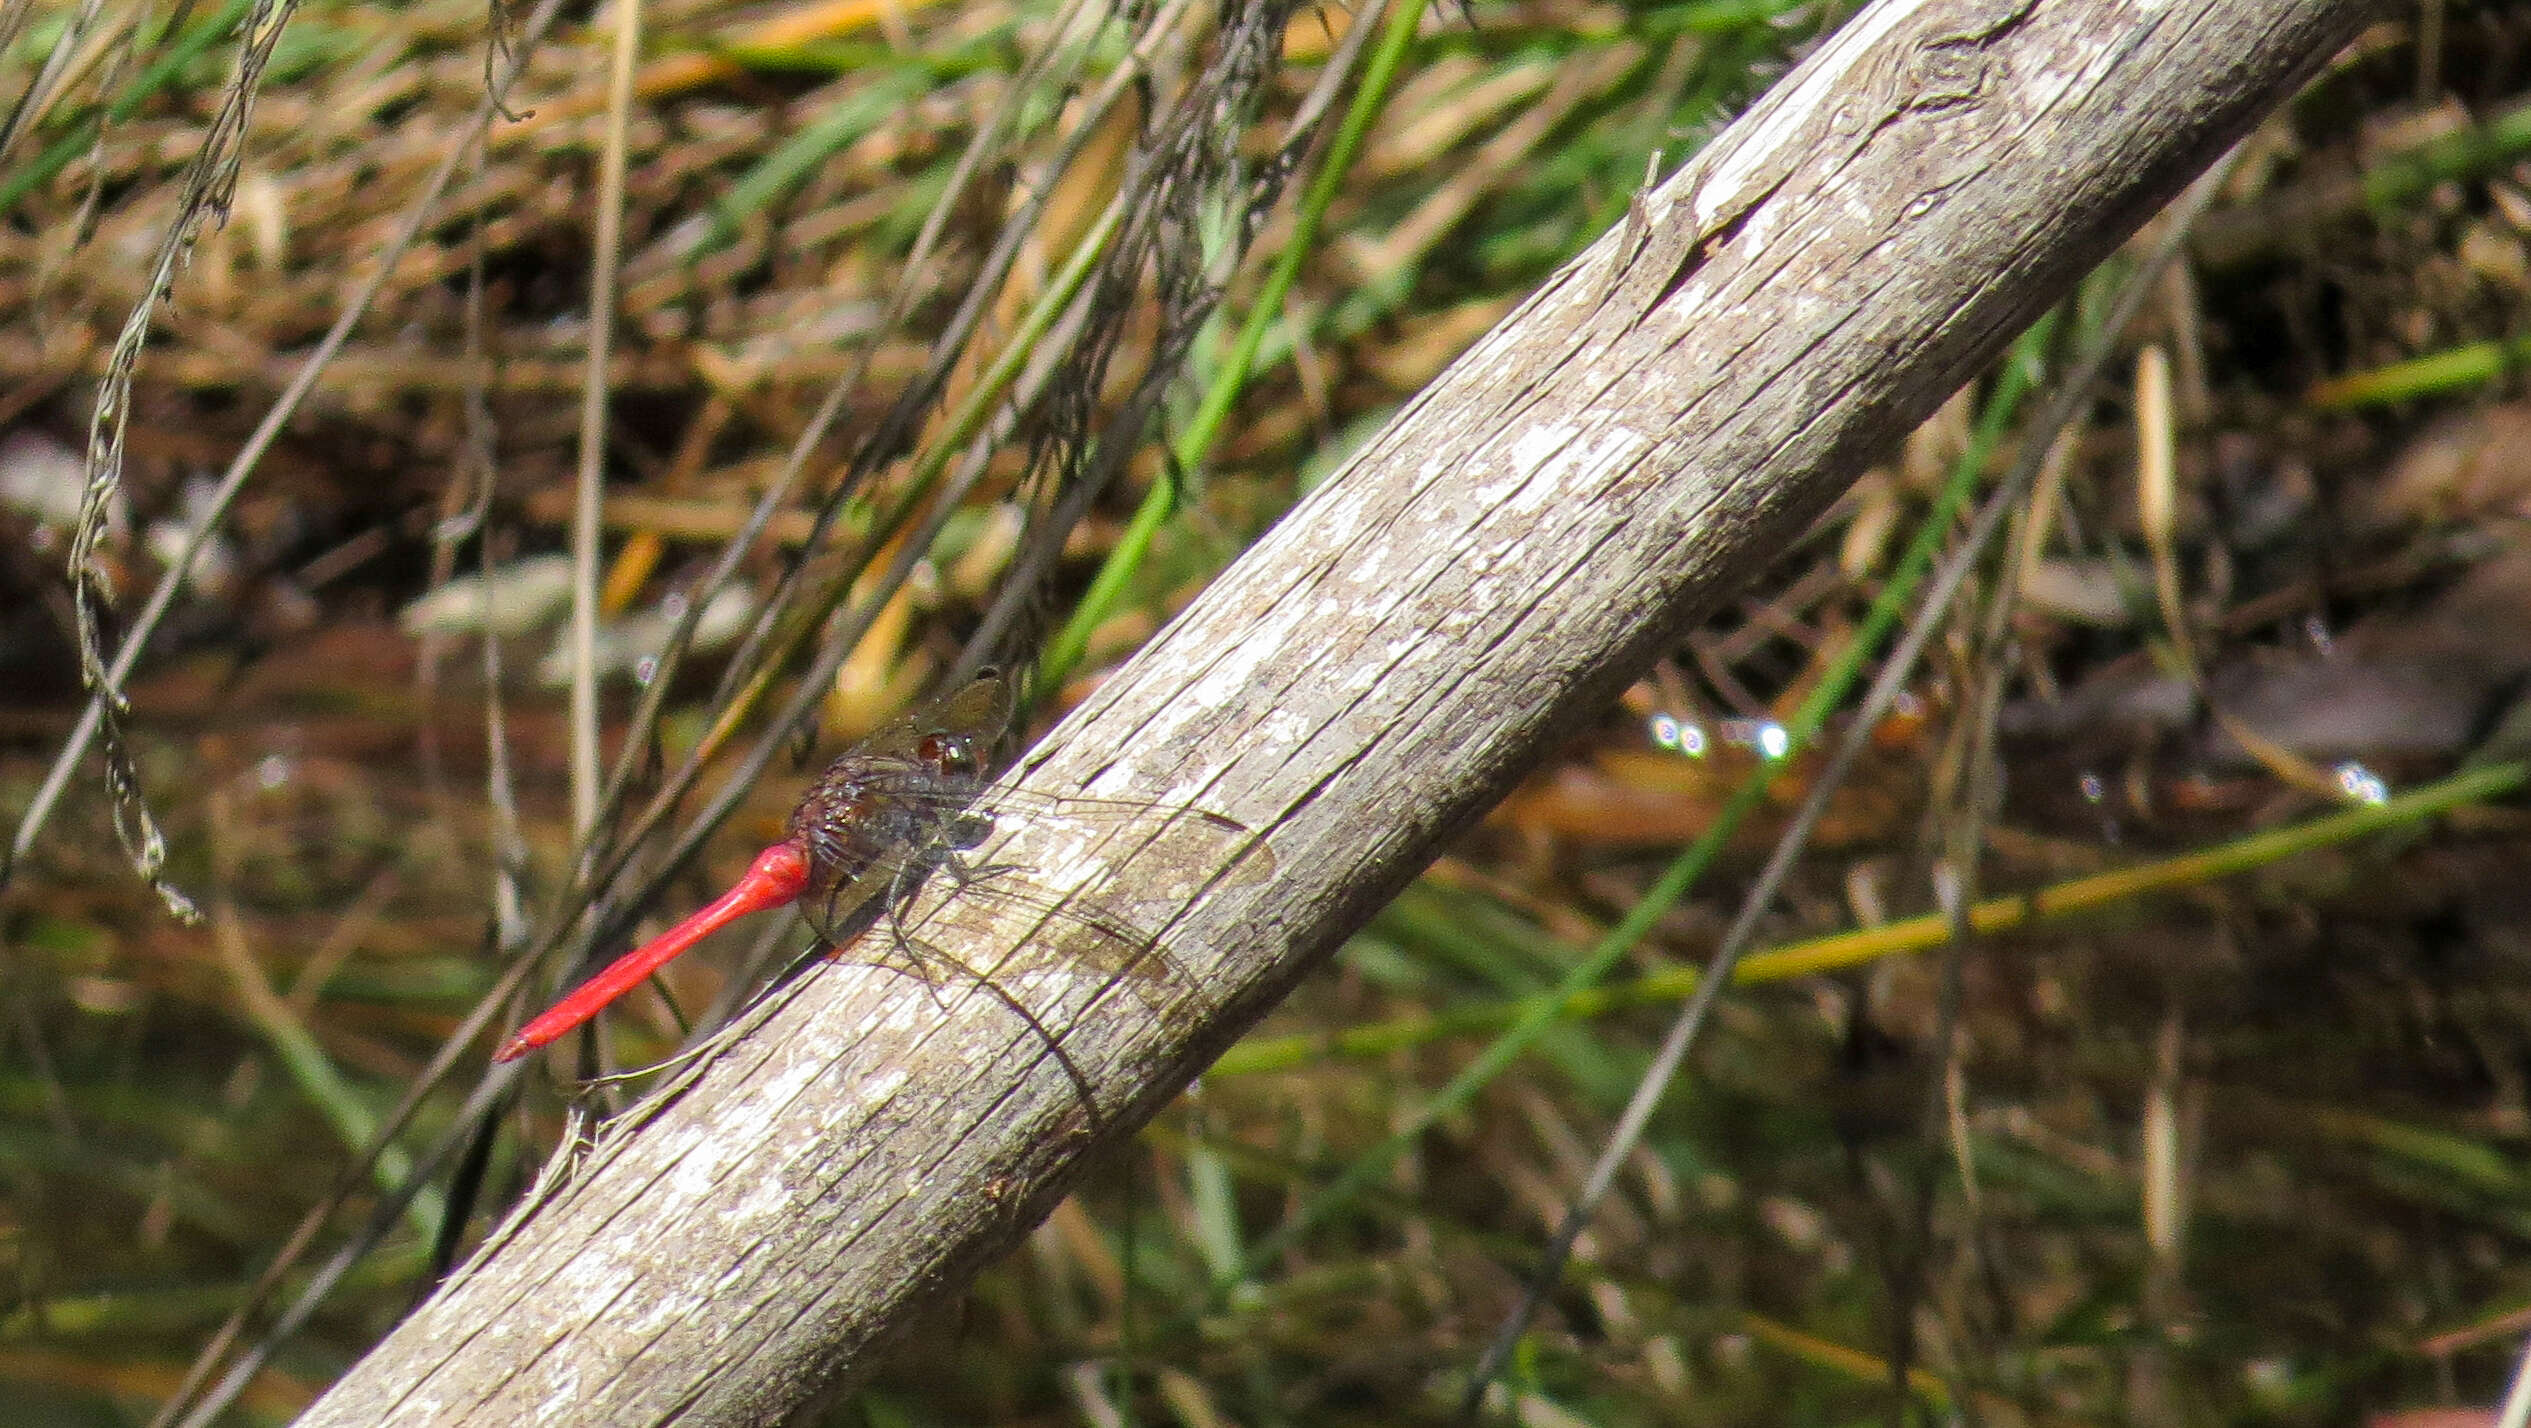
[566,0,643,842]
[62,0,309,925]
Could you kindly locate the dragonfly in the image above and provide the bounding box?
[496,672,1264,1064]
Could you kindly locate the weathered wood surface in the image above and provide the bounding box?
[296,0,2369,1420]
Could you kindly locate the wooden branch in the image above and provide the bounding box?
[296,0,2368,1419]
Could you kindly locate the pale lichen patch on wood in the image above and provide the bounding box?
[525,1364,582,1424]
[720,1166,804,1234]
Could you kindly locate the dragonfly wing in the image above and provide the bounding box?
[847,672,1014,760]
[915,882,1190,1021]
[1005,804,1275,902]
[930,671,1015,742]
[919,806,1275,1007]
[958,796,1273,897]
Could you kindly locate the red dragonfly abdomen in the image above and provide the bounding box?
[494,842,810,1062]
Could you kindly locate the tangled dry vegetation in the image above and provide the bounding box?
[4,0,2531,1424]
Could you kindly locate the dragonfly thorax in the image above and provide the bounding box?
[787,746,993,908]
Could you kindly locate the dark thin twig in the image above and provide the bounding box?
[573,0,1162,876]
[1457,149,2247,1419]
[168,1063,528,1428]
[138,2,577,1420]
[538,0,1306,1055]
[529,0,1200,1028]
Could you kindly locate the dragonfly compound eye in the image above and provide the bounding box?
[918,732,982,779]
